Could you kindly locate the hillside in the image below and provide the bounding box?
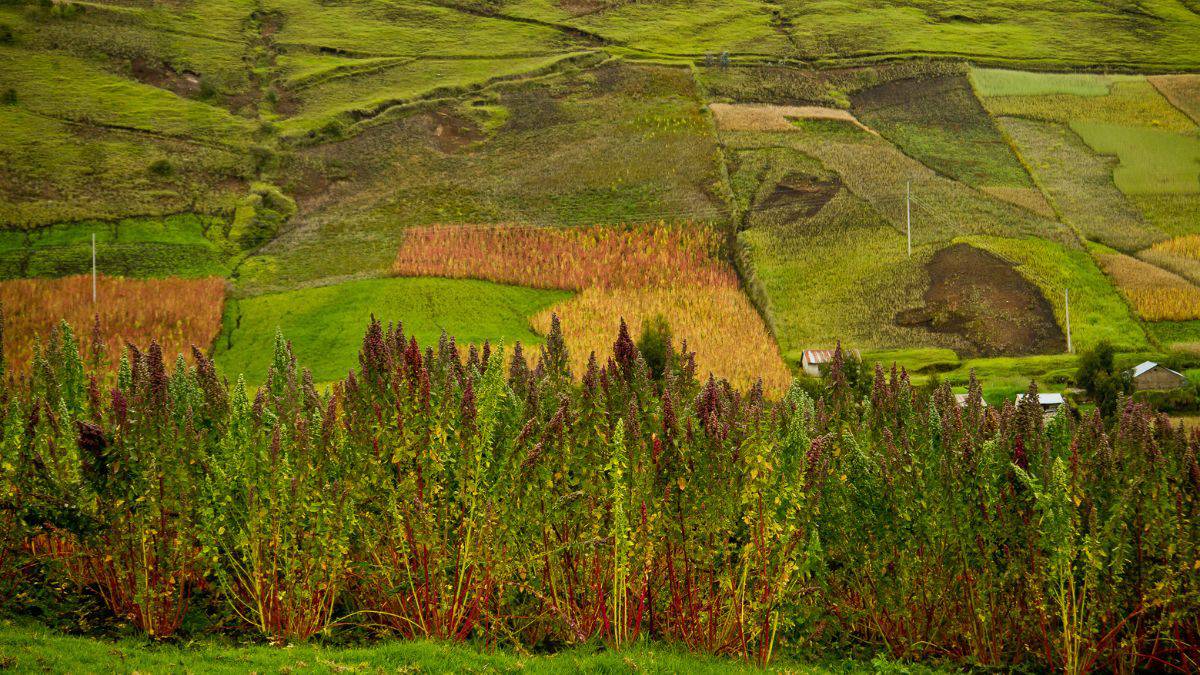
[1,0,1200,400]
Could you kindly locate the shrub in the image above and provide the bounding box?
[202,335,355,642]
[147,159,173,177]
[636,314,673,381]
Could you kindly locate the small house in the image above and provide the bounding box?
[1016,392,1064,418]
[800,349,860,377]
[1128,361,1188,391]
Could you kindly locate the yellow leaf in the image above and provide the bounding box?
[677,477,686,491]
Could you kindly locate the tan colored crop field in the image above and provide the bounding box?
[0,274,226,377]
[530,285,792,394]
[709,103,875,134]
[1096,252,1200,321]
[392,222,791,394]
[1149,74,1200,124]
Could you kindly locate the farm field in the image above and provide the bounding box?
[4,0,1200,670]
[214,277,568,385]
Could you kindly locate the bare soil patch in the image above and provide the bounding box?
[129,57,202,98]
[895,243,1064,356]
[418,108,485,153]
[759,173,842,216]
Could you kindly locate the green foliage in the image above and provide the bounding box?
[202,338,355,641]
[1073,340,1131,418]
[636,314,673,381]
[0,215,233,280]
[228,184,296,250]
[970,69,1138,98]
[5,318,1200,671]
[1070,122,1200,195]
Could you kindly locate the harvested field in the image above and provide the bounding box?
[1150,74,1200,124]
[530,284,792,395]
[709,103,874,134]
[0,274,225,377]
[758,173,842,216]
[894,243,1064,357]
[1096,252,1200,321]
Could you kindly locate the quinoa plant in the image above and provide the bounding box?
[1,316,1199,671]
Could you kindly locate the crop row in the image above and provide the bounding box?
[1,318,1198,672]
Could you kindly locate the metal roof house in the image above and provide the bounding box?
[1016,392,1065,417]
[800,349,860,377]
[1127,361,1188,391]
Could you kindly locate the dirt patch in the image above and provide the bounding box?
[759,173,842,216]
[709,103,875,134]
[415,108,485,153]
[894,243,1065,357]
[558,0,613,16]
[129,57,201,98]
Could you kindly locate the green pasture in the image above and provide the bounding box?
[0,104,247,230]
[241,62,725,294]
[265,0,576,57]
[996,116,1163,251]
[1070,122,1200,195]
[0,45,256,147]
[277,52,590,138]
[970,68,1139,98]
[214,277,569,385]
[0,215,232,280]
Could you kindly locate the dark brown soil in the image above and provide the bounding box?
[129,57,202,98]
[759,173,841,216]
[895,243,1065,357]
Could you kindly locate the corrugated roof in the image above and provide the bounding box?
[1130,361,1183,379]
[1015,393,1064,406]
[801,349,861,364]
[1132,361,1158,378]
[802,350,837,364]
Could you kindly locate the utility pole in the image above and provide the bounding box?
[91,233,96,304]
[906,181,912,257]
[1065,288,1072,354]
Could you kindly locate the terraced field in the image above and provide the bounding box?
[1,0,1199,400]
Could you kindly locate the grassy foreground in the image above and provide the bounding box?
[0,622,918,674]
